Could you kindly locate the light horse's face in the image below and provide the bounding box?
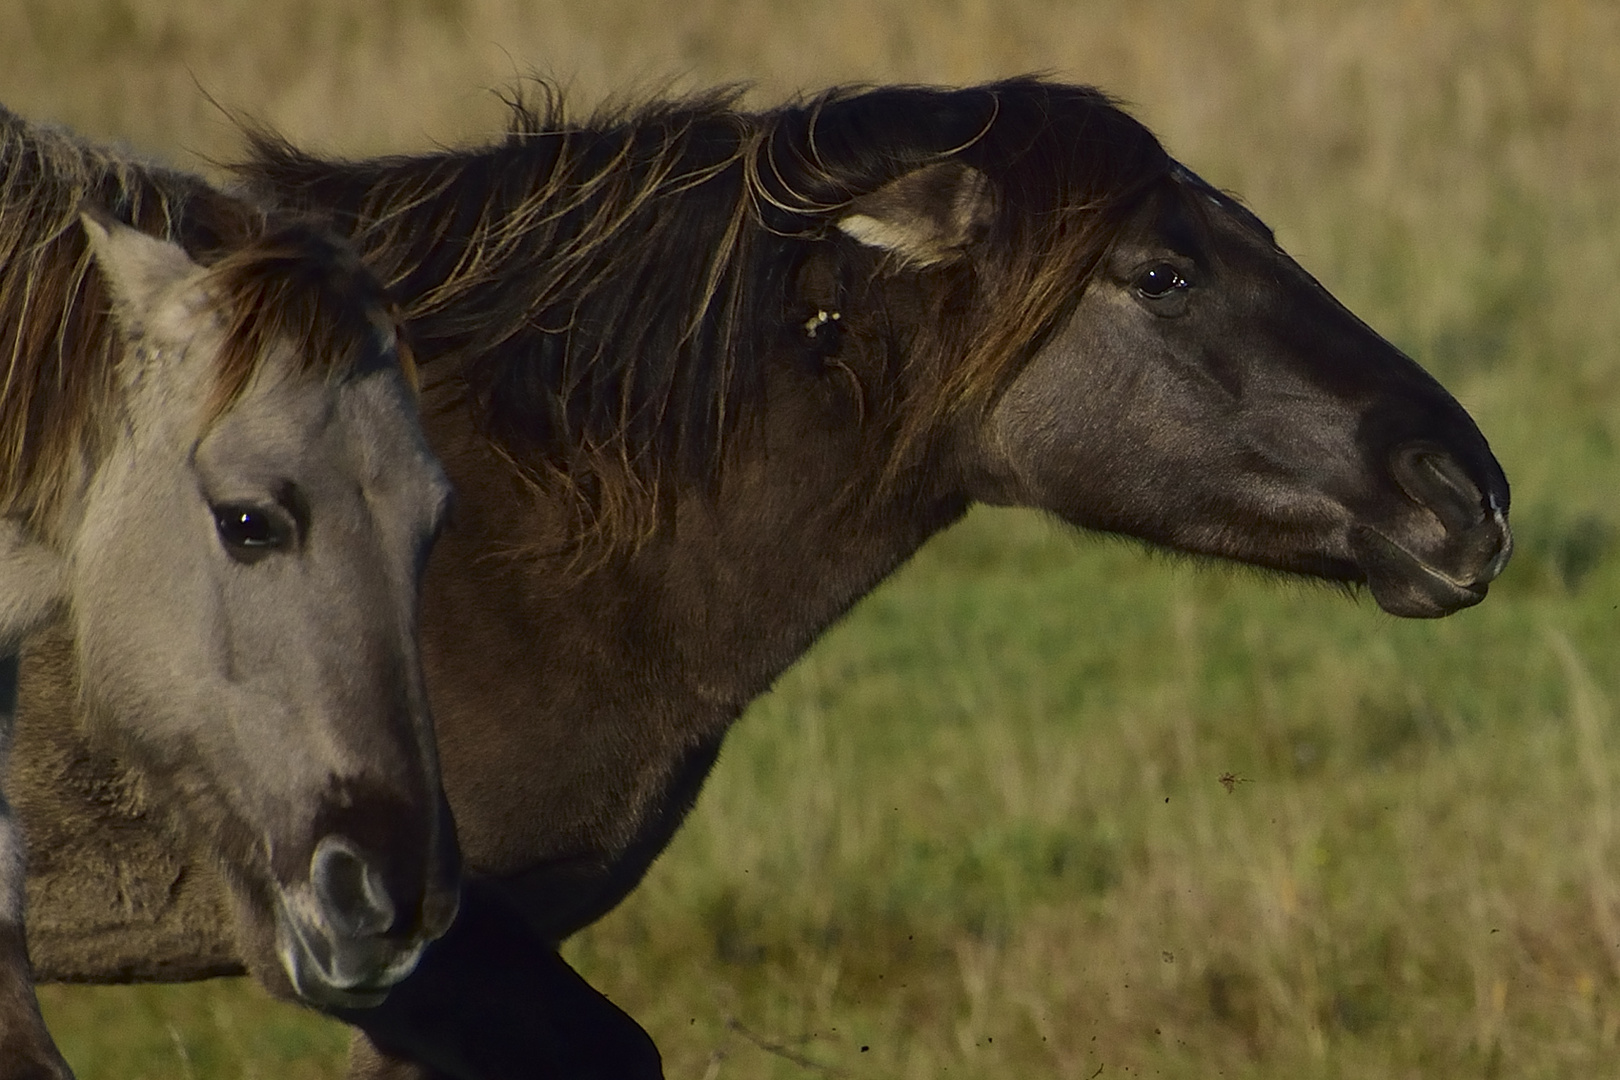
[61,218,457,1006]
[835,159,1509,616]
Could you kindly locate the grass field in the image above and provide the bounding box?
[4,0,1620,1076]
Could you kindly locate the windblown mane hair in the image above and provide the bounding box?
[0,106,406,529]
[242,77,1171,555]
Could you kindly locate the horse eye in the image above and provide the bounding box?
[213,504,293,564]
[1134,263,1189,299]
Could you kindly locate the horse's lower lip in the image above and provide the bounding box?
[1352,527,1491,618]
[301,980,393,1009]
[274,900,421,1009]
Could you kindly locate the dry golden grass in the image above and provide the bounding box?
[5,1,1620,1077]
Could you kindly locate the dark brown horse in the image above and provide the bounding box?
[14,79,1509,1078]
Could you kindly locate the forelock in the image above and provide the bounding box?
[202,219,409,424]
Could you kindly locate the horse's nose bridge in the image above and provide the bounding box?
[316,627,441,796]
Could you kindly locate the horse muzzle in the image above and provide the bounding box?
[274,835,460,1008]
[1351,442,1513,618]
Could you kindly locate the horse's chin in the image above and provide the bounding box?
[1350,526,1495,618]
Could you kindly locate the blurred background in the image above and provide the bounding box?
[3,0,1618,1076]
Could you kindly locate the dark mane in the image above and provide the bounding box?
[0,106,404,529]
[241,78,1171,554]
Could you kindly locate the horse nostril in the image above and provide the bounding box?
[1390,443,1489,533]
[310,836,396,940]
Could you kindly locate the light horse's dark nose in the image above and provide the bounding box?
[277,792,460,1008]
[279,832,457,1007]
[312,836,397,939]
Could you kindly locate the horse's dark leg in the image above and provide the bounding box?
[338,879,662,1080]
[0,923,71,1080]
[0,657,71,1080]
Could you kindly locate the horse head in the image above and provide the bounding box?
[812,84,1509,615]
[40,214,457,1006]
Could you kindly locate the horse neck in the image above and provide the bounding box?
[421,370,970,742]
[410,359,967,900]
[643,427,971,716]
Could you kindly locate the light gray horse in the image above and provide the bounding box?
[0,110,459,1077]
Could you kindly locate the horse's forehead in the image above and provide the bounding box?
[188,379,355,507]
[336,368,449,496]
[198,367,445,508]
[1107,173,1276,264]
[1165,165,1277,247]
[199,374,341,461]
[1103,185,1204,260]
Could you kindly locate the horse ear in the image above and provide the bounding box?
[79,207,202,335]
[835,161,995,267]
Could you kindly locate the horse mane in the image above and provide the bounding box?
[0,106,405,531]
[241,77,1171,557]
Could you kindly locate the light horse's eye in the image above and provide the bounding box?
[212,504,295,565]
[1134,263,1190,299]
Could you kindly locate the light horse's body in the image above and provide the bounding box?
[17,81,1509,1078]
[0,108,460,1076]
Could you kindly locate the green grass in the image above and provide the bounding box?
[564,502,1620,1079]
[39,981,350,1080]
[14,0,1620,1076]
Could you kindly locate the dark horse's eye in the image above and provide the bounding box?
[1134,263,1190,299]
[213,504,294,564]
